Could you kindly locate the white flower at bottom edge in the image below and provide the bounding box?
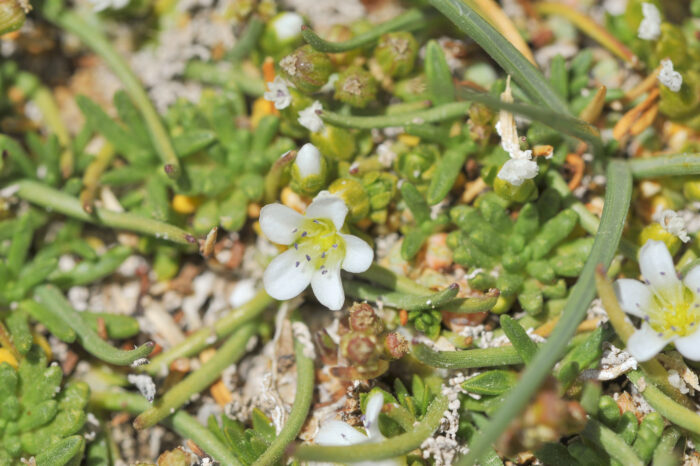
[313,392,403,466]
[614,240,700,362]
[263,76,292,110]
[260,191,373,310]
[298,101,325,133]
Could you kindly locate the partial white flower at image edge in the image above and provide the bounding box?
[614,240,700,362]
[314,392,402,466]
[259,191,373,310]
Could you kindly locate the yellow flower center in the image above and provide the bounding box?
[292,218,346,270]
[647,286,700,338]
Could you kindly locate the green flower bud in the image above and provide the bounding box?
[363,171,398,212]
[659,70,700,120]
[494,177,538,203]
[340,333,380,366]
[334,66,377,108]
[279,45,333,94]
[373,31,418,78]
[0,0,28,36]
[309,124,356,160]
[328,178,370,222]
[394,74,429,102]
[290,143,328,196]
[395,144,439,184]
[683,180,700,201]
[654,23,688,69]
[260,12,304,57]
[638,223,681,255]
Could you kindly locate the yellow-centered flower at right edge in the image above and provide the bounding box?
[614,240,700,361]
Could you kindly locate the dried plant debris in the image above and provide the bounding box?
[3,0,700,464]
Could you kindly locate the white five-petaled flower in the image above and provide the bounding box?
[295,143,322,178]
[298,100,325,133]
[260,192,373,310]
[496,77,538,186]
[263,76,292,110]
[614,240,700,362]
[314,392,402,466]
[653,208,690,243]
[658,59,683,92]
[638,2,661,41]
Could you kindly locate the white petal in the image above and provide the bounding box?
[497,158,538,186]
[263,249,312,300]
[311,265,344,310]
[259,203,304,245]
[315,420,367,446]
[273,12,303,40]
[295,143,322,178]
[340,234,374,273]
[684,265,700,297]
[626,324,670,362]
[638,240,681,293]
[613,279,652,318]
[364,393,385,440]
[305,192,348,230]
[674,329,700,360]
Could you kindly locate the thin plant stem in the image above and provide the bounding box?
[652,427,682,466]
[34,285,154,365]
[627,370,700,436]
[90,390,242,466]
[535,2,636,64]
[252,339,315,466]
[458,160,632,465]
[16,180,196,247]
[301,9,426,53]
[293,395,448,462]
[627,153,700,179]
[581,418,644,466]
[427,0,569,115]
[412,343,541,369]
[143,289,274,376]
[44,9,181,179]
[134,322,257,429]
[80,142,116,213]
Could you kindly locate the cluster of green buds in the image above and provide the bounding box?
[361,171,398,224]
[317,302,408,380]
[448,191,586,314]
[0,344,89,465]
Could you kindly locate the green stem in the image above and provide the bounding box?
[534,2,636,63]
[90,390,242,466]
[16,180,196,247]
[411,343,542,369]
[80,142,116,213]
[252,339,315,466]
[652,427,682,466]
[293,395,448,462]
[134,322,257,430]
[358,263,498,313]
[458,160,632,465]
[184,61,265,96]
[581,418,644,466]
[343,281,460,311]
[627,370,700,436]
[627,154,700,179]
[143,289,274,376]
[546,170,638,260]
[427,0,569,115]
[34,285,153,365]
[45,9,181,179]
[321,102,471,129]
[301,9,426,53]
